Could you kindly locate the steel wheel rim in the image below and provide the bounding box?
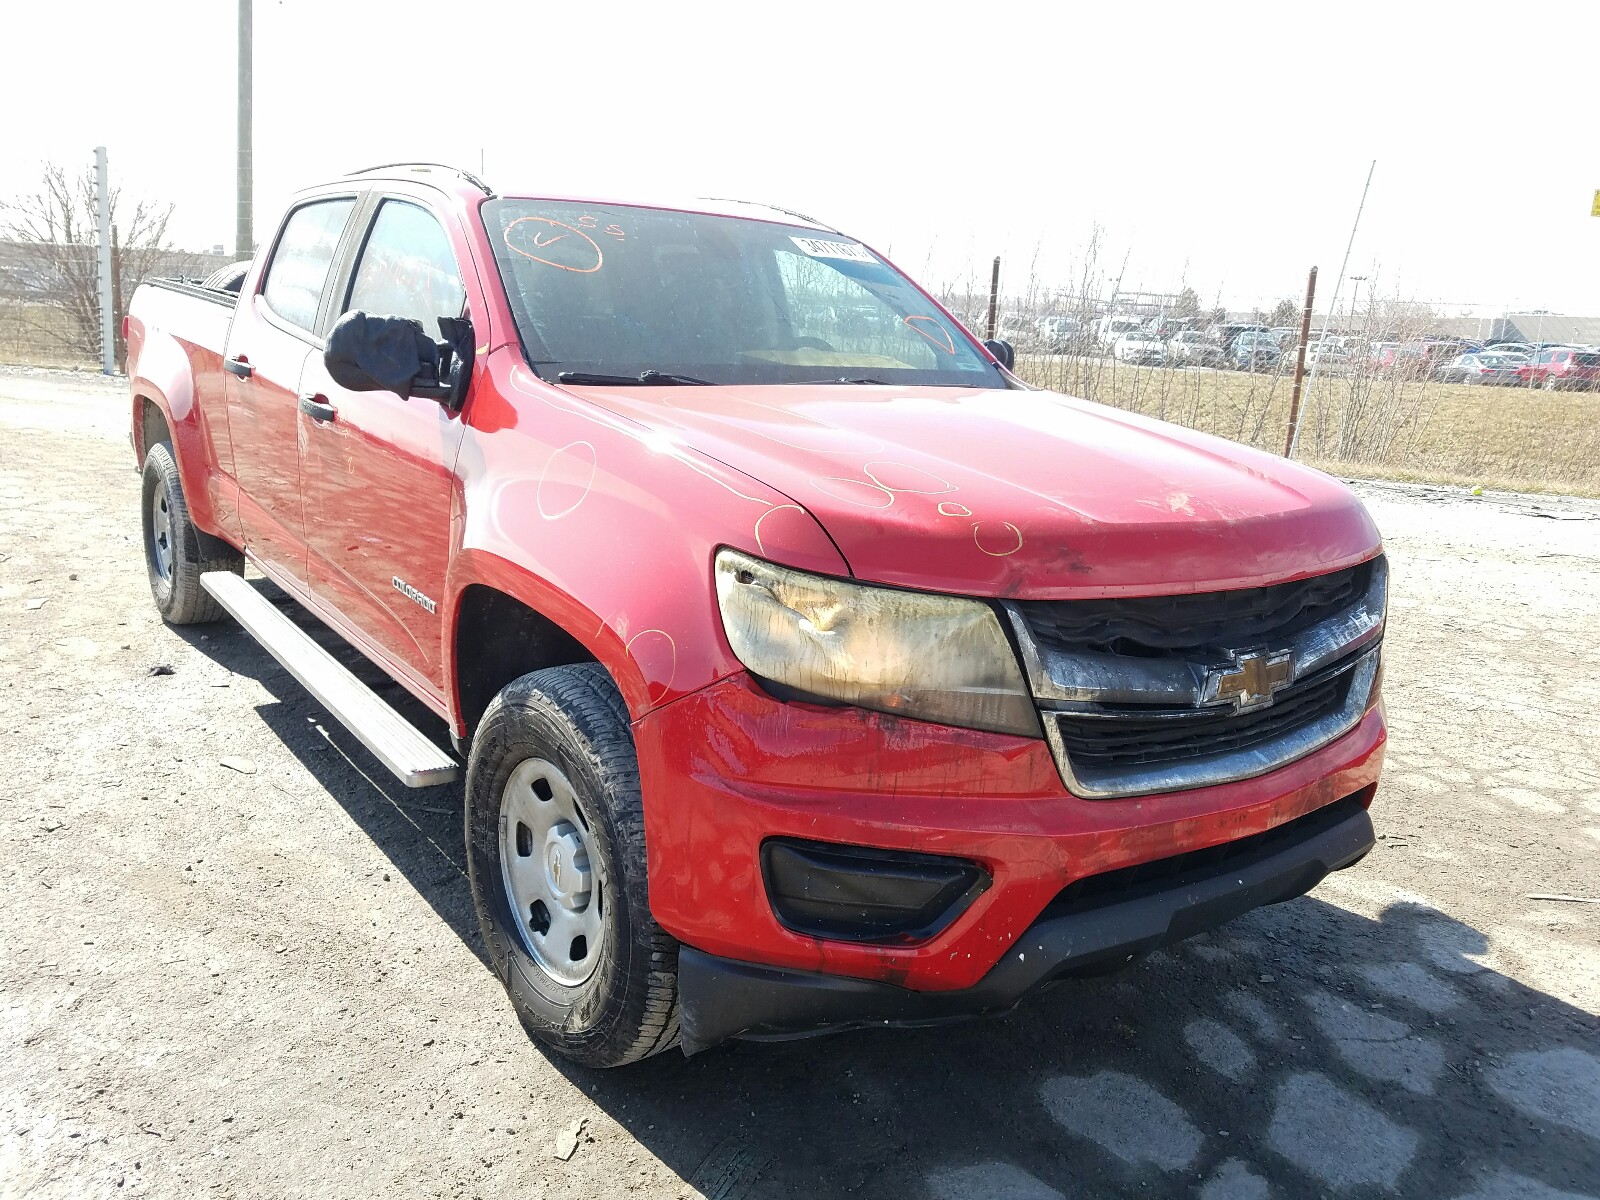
[498,757,605,987]
[150,484,174,581]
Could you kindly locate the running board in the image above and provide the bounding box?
[200,572,459,788]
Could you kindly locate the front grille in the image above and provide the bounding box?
[1006,556,1386,798]
[1016,559,1371,659]
[1051,656,1356,769]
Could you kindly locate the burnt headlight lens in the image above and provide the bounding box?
[714,548,1038,737]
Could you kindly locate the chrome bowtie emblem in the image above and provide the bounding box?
[1207,649,1293,711]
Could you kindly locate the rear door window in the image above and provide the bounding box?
[261,199,356,332]
[344,200,467,336]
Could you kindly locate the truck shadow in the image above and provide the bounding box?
[171,591,1600,1200]
[169,578,484,962]
[580,900,1600,1199]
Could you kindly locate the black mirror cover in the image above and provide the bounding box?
[435,315,476,410]
[983,338,1016,371]
[325,311,441,397]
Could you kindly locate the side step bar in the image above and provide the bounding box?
[200,572,459,788]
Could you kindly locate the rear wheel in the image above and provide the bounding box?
[140,442,242,624]
[465,663,679,1068]
[1543,374,1561,392]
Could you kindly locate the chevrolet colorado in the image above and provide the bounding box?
[127,163,1386,1067]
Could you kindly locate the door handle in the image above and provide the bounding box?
[298,393,337,423]
[223,355,253,378]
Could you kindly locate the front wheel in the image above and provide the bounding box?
[141,441,242,624]
[1543,374,1561,392]
[465,663,679,1068]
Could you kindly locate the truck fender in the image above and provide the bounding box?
[445,385,847,724]
[129,333,233,544]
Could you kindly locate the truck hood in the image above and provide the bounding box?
[570,382,1381,600]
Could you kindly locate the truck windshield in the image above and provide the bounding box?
[482,199,1001,388]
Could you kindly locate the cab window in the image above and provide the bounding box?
[261,198,356,332]
[344,200,467,336]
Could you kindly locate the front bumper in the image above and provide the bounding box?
[633,672,1386,1000]
[677,788,1374,1053]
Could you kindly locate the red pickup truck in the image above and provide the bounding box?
[127,164,1387,1067]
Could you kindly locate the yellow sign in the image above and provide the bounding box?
[1593,189,1600,217]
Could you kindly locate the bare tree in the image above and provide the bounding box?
[0,161,206,364]
[1172,286,1203,322]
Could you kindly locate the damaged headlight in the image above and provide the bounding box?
[714,548,1039,737]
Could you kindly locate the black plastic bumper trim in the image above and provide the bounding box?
[761,838,989,942]
[678,801,1374,1055]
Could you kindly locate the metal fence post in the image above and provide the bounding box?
[1284,266,1318,457]
[984,257,1000,341]
[94,147,114,376]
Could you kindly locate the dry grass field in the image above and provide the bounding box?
[0,303,97,370]
[1018,354,1600,497]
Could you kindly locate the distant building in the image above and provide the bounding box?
[0,240,233,302]
[1426,313,1600,345]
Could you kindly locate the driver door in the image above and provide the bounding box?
[297,197,471,695]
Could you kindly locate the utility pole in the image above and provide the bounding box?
[1348,275,1368,329]
[1291,161,1376,460]
[236,0,253,260]
[94,147,115,376]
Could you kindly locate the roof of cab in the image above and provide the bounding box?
[329,163,838,232]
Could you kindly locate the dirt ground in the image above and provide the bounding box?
[2,365,1597,1200]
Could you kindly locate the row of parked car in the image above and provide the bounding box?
[1428,343,1600,391]
[994,313,1600,390]
[1003,315,1295,371]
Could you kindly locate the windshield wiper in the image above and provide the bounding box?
[790,376,887,385]
[556,370,713,386]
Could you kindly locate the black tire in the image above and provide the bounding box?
[140,441,243,624]
[201,260,250,294]
[465,663,679,1068]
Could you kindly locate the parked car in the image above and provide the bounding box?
[1113,330,1168,365]
[997,313,1035,345]
[1389,338,1482,378]
[1519,346,1600,391]
[1035,314,1084,350]
[1142,317,1188,340]
[1231,331,1282,372]
[1483,342,1535,358]
[1166,329,1224,367]
[1302,341,1355,374]
[126,164,1387,1067]
[1096,314,1147,349]
[1433,352,1529,385]
[1207,323,1270,352]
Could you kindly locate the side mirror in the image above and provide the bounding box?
[983,338,1016,371]
[324,310,474,408]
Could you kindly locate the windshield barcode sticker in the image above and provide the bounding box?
[790,236,877,263]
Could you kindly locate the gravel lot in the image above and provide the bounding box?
[2,366,1597,1199]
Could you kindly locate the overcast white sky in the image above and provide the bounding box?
[6,0,1597,315]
